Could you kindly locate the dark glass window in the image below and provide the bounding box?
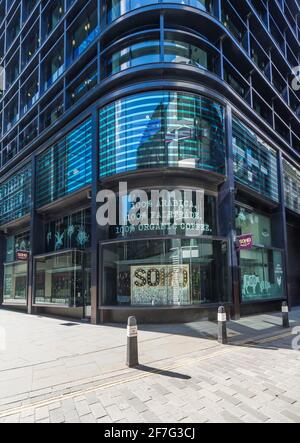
[34,251,89,307]
[283,159,300,215]
[233,117,279,202]
[99,91,225,178]
[36,118,92,208]
[68,63,97,106]
[102,238,229,306]
[45,209,91,252]
[0,164,32,226]
[42,0,64,39]
[164,37,211,69]
[69,5,99,63]
[6,231,31,263]
[104,40,160,76]
[103,36,214,77]
[3,262,28,304]
[104,0,214,24]
[236,207,272,247]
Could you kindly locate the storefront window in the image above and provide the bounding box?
[240,248,285,302]
[6,231,31,263]
[99,91,225,178]
[236,207,272,247]
[233,117,279,202]
[45,209,91,252]
[34,251,89,307]
[3,262,28,304]
[102,238,229,306]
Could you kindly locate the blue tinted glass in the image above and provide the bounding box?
[0,164,32,226]
[283,159,300,215]
[36,118,92,207]
[233,117,279,202]
[99,91,225,177]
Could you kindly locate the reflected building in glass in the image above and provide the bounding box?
[0,0,299,323]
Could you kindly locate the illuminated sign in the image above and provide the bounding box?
[236,234,253,251]
[131,264,190,306]
[16,250,29,261]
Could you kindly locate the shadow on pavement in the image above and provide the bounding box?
[135,364,191,380]
[106,308,300,352]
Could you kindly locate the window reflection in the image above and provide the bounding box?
[240,248,284,302]
[99,91,225,177]
[102,238,229,306]
[104,0,214,24]
[3,262,28,304]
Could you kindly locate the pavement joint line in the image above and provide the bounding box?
[0,328,294,419]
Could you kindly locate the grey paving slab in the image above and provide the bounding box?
[0,308,300,423]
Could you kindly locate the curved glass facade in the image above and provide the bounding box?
[99,91,225,178]
[104,0,214,24]
[102,35,214,78]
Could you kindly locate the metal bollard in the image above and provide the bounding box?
[282,302,290,329]
[218,306,228,345]
[126,316,139,367]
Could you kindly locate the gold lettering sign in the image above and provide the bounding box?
[131,264,190,306]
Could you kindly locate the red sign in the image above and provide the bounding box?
[236,234,253,251]
[16,250,29,261]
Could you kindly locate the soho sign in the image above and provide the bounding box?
[96,183,205,230]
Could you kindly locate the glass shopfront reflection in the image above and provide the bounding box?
[102,238,229,306]
[34,251,90,307]
[3,262,28,304]
[240,248,285,302]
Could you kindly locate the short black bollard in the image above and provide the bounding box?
[126,316,139,367]
[282,302,290,329]
[218,306,228,345]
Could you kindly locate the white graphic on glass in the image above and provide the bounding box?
[67,225,75,238]
[77,227,89,246]
[55,232,64,250]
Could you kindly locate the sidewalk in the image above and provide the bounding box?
[0,307,299,422]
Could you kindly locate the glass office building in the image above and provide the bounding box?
[0,0,299,322]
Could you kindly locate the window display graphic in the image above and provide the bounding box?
[131,264,190,306]
[240,249,284,301]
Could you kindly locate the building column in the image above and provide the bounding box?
[27,156,44,315]
[91,109,101,325]
[218,104,240,319]
[0,231,5,305]
[272,152,289,305]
